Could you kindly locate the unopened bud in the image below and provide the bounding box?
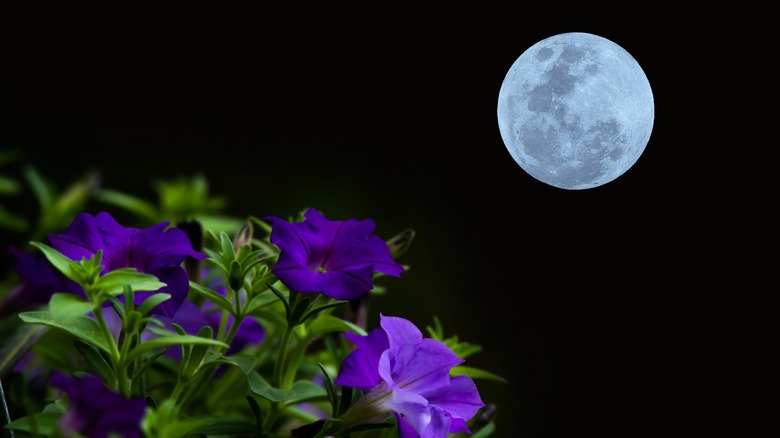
[233,219,254,253]
[386,229,415,259]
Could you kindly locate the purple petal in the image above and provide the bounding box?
[379,315,464,392]
[386,388,439,437]
[424,375,484,423]
[134,223,206,270]
[50,372,145,438]
[395,412,421,438]
[334,328,389,391]
[448,417,471,434]
[48,212,105,263]
[379,314,423,367]
[138,266,188,318]
[93,212,136,269]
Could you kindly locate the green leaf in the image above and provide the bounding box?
[95,268,166,296]
[4,411,62,435]
[95,189,159,222]
[137,293,172,316]
[0,324,48,377]
[246,372,327,403]
[182,325,214,378]
[73,339,114,382]
[131,347,169,387]
[450,365,508,383]
[306,314,367,340]
[244,288,279,314]
[29,241,79,283]
[246,396,263,435]
[48,293,93,318]
[127,331,228,361]
[0,174,20,194]
[219,231,235,263]
[318,363,338,415]
[214,353,256,375]
[300,299,347,323]
[189,281,233,314]
[18,311,110,354]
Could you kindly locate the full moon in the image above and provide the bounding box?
[497,32,654,190]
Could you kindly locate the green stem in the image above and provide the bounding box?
[273,325,294,388]
[94,305,121,363]
[93,304,127,394]
[282,332,309,389]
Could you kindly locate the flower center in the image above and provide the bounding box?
[317,266,327,274]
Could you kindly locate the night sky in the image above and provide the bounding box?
[1,12,709,438]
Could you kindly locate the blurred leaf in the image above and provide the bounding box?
[18,311,110,354]
[96,189,159,222]
[0,324,47,376]
[462,420,496,438]
[306,314,366,340]
[0,175,20,195]
[179,416,258,434]
[5,411,62,435]
[195,214,244,235]
[0,204,27,231]
[450,365,507,383]
[23,165,52,210]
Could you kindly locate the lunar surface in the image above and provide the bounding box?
[497,32,654,190]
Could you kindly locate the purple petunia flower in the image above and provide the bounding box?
[48,212,206,317]
[50,372,146,438]
[0,246,82,318]
[265,208,404,301]
[335,314,485,438]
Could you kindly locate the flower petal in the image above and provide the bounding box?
[424,375,484,423]
[379,315,463,392]
[50,372,145,438]
[134,223,206,270]
[335,328,389,391]
[48,212,104,263]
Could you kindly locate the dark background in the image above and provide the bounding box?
[0,11,722,438]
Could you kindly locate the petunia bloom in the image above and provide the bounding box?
[265,208,404,300]
[335,314,485,438]
[50,372,146,438]
[48,211,206,317]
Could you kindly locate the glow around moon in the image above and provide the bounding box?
[497,32,654,190]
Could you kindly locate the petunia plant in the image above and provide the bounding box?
[0,171,503,438]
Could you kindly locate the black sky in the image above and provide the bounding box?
[0,11,715,438]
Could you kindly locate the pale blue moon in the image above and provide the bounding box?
[497,32,654,190]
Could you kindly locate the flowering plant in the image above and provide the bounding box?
[0,165,503,437]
